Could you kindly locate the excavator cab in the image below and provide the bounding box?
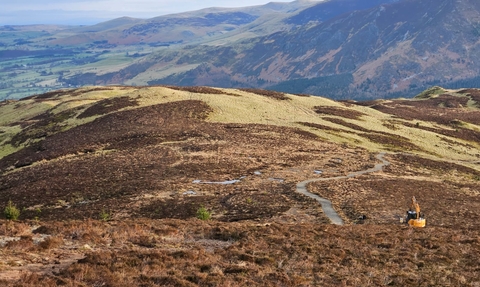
[406,196,426,227]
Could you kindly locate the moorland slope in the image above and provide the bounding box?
[0,86,479,286]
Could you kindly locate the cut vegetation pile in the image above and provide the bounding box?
[0,86,479,286]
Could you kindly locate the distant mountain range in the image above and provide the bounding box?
[2,0,480,100]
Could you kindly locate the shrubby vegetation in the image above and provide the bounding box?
[4,200,20,220]
[196,206,211,220]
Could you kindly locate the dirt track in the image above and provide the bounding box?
[296,153,390,225]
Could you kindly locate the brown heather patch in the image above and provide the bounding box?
[66,87,117,98]
[382,120,401,130]
[20,87,116,101]
[290,128,321,139]
[162,85,239,96]
[1,219,479,286]
[433,94,469,108]
[239,88,289,100]
[138,181,296,222]
[4,236,35,251]
[19,89,72,101]
[0,100,213,172]
[458,89,480,95]
[0,221,32,237]
[389,153,480,176]
[457,88,480,107]
[37,236,63,250]
[401,121,480,144]
[8,109,78,147]
[337,100,356,106]
[298,122,343,132]
[321,117,370,132]
[314,106,366,119]
[301,118,423,152]
[351,100,383,107]
[439,136,476,149]
[361,133,422,152]
[469,95,480,107]
[370,96,480,125]
[77,96,139,119]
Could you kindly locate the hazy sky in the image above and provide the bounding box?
[1,0,296,25]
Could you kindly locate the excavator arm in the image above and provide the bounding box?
[411,196,421,219]
[406,196,426,227]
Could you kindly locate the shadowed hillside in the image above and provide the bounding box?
[146,0,480,99]
[5,0,480,101]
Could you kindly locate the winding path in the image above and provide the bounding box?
[295,153,390,225]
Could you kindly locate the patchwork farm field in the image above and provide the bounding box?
[0,86,479,286]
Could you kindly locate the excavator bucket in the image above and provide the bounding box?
[408,218,426,228]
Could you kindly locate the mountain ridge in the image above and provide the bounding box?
[145,0,480,99]
[2,0,480,100]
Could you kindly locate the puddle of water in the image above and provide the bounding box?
[193,176,246,185]
[183,190,197,195]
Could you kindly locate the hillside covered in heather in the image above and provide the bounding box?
[0,85,479,285]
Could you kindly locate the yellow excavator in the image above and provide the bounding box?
[406,196,426,227]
